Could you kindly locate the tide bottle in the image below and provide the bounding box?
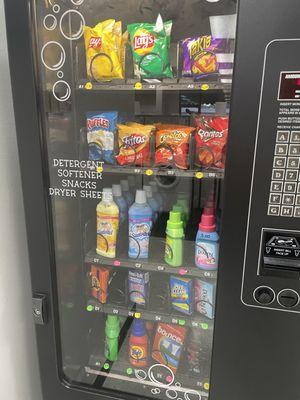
[96,188,119,258]
[120,179,134,207]
[104,315,120,362]
[112,184,128,225]
[128,190,152,259]
[165,211,184,267]
[129,319,148,367]
[143,185,159,224]
[195,212,219,270]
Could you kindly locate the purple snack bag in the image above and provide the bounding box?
[181,35,229,78]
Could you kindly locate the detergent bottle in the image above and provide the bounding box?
[129,319,148,367]
[165,211,184,267]
[195,212,219,270]
[96,188,119,258]
[104,315,120,362]
[128,190,152,259]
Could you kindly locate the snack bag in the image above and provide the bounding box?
[86,111,117,164]
[194,115,229,169]
[152,323,186,373]
[127,15,173,79]
[181,35,229,78]
[116,122,154,166]
[155,124,194,169]
[84,19,127,82]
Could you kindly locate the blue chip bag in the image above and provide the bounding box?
[86,111,117,164]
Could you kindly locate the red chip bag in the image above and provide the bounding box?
[155,124,194,170]
[194,115,228,169]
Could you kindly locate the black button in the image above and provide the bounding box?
[278,289,299,308]
[254,287,275,305]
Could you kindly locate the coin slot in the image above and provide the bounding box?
[277,289,299,308]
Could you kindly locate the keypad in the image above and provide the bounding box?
[268,131,300,217]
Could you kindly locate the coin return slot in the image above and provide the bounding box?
[277,289,299,308]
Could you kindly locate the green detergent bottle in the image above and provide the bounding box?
[172,204,186,230]
[105,315,120,362]
[165,211,184,267]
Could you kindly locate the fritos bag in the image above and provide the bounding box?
[194,115,228,169]
[155,124,194,169]
[116,122,155,166]
[84,19,127,82]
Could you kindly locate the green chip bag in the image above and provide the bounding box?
[127,14,173,80]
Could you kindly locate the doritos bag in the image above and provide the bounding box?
[127,15,173,79]
[155,124,194,169]
[194,115,229,169]
[84,19,127,82]
[116,122,155,166]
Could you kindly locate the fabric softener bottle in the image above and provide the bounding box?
[195,212,219,270]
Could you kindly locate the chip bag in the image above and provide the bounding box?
[193,115,229,169]
[155,124,194,169]
[127,15,173,79]
[84,19,127,82]
[86,111,118,164]
[116,122,154,166]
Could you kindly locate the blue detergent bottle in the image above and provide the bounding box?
[195,211,219,271]
[143,185,159,224]
[128,190,153,259]
[121,179,134,207]
[112,184,128,225]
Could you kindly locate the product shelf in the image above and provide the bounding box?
[85,247,218,280]
[85,355,210,398]
[86,299,213,330]
[77,78,231,93]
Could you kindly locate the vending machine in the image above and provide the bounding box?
[5,0,300,399]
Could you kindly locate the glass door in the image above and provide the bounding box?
[33,1,237,399]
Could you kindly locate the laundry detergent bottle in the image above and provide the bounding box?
[195,213,219,270]
[165,211,184,267]
[128,190,152,259]
[104,315,120,362]
[129,319,148,367]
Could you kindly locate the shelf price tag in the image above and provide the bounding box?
[201,84,210,91]
[155,315,162,321]
[204,383,210,391]
[135,263,142,269]
[97,166,103,173]
[145,169,153,176]
[135,82,143,90]
[157,265,165,271]
[195,172,204,180]
[85,82,93,90]
[135,313,141,319]
[112,309,119,315]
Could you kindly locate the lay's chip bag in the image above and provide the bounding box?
[86,111,117,164]
[84,19,127,82]
[127,15,173,80]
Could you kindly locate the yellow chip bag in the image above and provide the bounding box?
[84,19,127,82]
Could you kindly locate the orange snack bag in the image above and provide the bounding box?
[155,124,194,169]
[90,266,110,304]
[116,122,155,166]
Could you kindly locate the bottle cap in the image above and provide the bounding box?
[121,180,129,191]
[132,319,146,337]
[172,205,184,214]
[199,213,216,232]
[112,184,122,197]
[167,211,183,230]
[102,188,113,202]
[143,185,153,198]
[106,315,120,329]
[135,190,147,204]
[203,207,215,216]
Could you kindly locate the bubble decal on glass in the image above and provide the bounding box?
[59,10,85,41]
[52,80,71,102]
[41,41,66,71]
[43,14,57,31]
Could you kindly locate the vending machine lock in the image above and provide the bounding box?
[32,293,47,325]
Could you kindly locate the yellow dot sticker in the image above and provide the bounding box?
[204,383,210,391]
[146,169,153,176]
[201,84,210,91]
[85,82,93,90]
[135,82,143,90]
[134,313,141,319]
[195,172,204,179]
[97,166,103,173]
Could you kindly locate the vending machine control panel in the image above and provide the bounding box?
[242,40,300,312]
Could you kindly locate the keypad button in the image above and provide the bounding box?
[298,182,300,193]
[276,131,290,143]
[268,205,280,216]
[289,145,300,156]
[284,182,297,193]
[287,157,300,169]
[269,193,282,204]
[275,144,288,156]
[294,207,300,217]
[296,195,300,205]
[285,170,299,181]
[281,206,294,217]
[271,181,283,192]
[273,157,287,168]
[272,169,285,180]
[291,131,300,143]
[282,194,295,205]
